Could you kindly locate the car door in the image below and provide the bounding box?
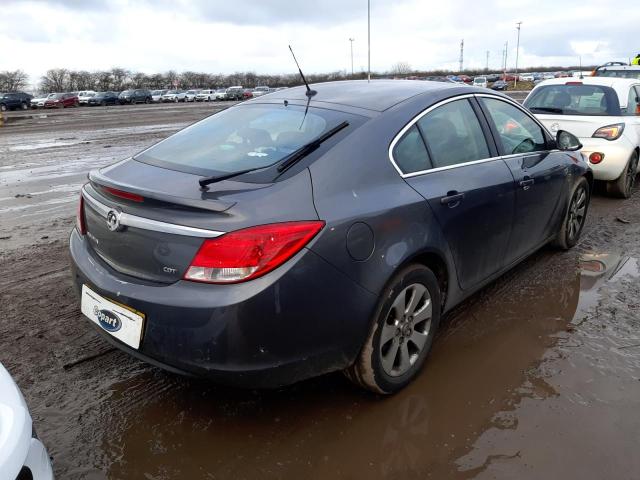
[478,95,568,262]
[6,93,18,109]
[626,86,640,145]
[394,96,516,291]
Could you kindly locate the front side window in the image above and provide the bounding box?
[392,125,431,174]
[417,99,490,168]
[482,97,547,155]
[135,104,363,176]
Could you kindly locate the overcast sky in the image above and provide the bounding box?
[2,0,638,84]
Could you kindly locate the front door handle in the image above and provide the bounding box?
[520,178,535,190]
[440,191,465,207]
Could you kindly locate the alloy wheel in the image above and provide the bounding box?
[567,185,587,241]
[379,283,433,377]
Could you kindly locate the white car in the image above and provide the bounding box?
[195,89,215,101]
[524,77,640,197]
[0,363,54,479]
[77,90,96,105]
[184,89,200,102]
[251,86,271,97]
[161,90,187,102]
[213,88,227,100]
[472,77,488,88]
[593,63,640,80]
[542,72,556,80]
[31,94,54,109]
[151,89,168,102]
[519,73,534,82]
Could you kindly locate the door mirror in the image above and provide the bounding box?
[556,130,582,151]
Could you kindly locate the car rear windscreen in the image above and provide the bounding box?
[524,84,621,116]
[134,103,364,176]
[595,69,640,80]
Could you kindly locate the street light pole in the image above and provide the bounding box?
[367,0,371,82]
[514,21,522,88]
[349,38,355,76]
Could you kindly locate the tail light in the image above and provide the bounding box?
[102,185,144,203]
[184,221,325,284]
[77,195,87,235]
[592,123,625,141]
[589,152,604,164]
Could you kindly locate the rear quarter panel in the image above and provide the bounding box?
[308,91,465,306]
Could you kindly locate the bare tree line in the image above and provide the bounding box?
[0,70,29,91]
[35,68,354,93]
[1,63,596,94]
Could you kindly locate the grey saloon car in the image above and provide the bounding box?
[70,80,591,393]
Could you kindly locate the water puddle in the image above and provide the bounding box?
[37,251,640,479]
[9,140,85,152]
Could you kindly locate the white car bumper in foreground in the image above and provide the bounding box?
[0,365,54,480]
[578,136,636,181]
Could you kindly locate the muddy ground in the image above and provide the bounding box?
[1,101,639,480]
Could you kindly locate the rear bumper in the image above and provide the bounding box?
[579,136,635,181]
[68,229,375,388]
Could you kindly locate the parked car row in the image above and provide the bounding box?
[19,86,289,109]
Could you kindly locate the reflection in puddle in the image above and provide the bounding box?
[73,252,639,479]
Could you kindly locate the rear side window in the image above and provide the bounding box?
[417,99,490,168]
[625,87,640,115]
[392,125,431,174]
[525,84,621,116]
[482,98,546,155]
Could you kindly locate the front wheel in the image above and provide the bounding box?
[344,264,441,394]
[553,176,590,250]
[606,151,638,199]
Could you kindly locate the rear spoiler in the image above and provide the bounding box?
[88,169,236,213]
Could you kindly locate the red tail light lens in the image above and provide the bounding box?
[589,152,604,164]
[184,221,325,284]
[102,186,144,203]
[77,195,87,235]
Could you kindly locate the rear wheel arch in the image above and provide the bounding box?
[584,170,594,190]
[399,250,449,310]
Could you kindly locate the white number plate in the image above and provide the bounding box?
[81,284,144,349]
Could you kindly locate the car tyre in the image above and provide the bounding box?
[174,97,178,103]
[0,104,6,111]
[344,264,441,394]
[552,176,590,250]
[606,151,638,199]
[21,102,28,110]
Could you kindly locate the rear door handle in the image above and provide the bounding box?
[440,192,465,207]
[519,178,535,190]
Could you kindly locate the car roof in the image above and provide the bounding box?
[531,76,640,107]
[254,80,461,112]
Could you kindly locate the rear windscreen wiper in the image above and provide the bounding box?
[198,121,350,189]
[276,121,349,173]
[530,106,564,114]
[199,165,270,190]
